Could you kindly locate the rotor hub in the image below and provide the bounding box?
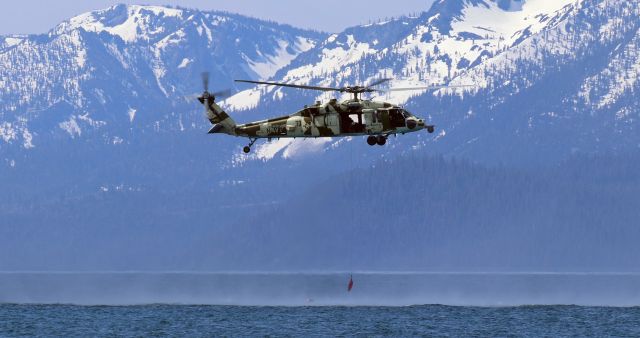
[341,86,375,94]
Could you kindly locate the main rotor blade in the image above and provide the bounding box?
[235,80,341,92]
[366,78,392,88]
[378,85,474,92]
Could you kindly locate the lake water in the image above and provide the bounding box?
[1,272,639,336]
[1,304,639,336]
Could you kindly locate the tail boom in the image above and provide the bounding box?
[203,97,236,135]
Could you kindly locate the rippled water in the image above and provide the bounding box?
[1,304,639,336]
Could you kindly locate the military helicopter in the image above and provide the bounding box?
[198,72,467,153]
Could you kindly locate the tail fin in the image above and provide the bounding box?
[201,96,236,135]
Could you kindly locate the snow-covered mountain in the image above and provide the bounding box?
[3,0,640,272]
[2,0,639,164]
[229,0,577,108]
[229,0,640,164]
[1,0,638,200]
[0,0,637,186]
[0,5,324,151]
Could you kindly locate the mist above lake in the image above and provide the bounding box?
[1,272,639,307]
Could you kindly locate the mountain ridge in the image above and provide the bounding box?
[2,1,639,165]
[0,4,325,152]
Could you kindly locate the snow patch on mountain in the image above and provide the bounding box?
[282,138,332,158]
[0,121,36,149]
[229,139,292,166]
[229,137,335,166]
[256,139,295,161]
[22,128,34,149]
[128,108,137,123]
[59,117,82,138]
[178,58,192,69]
[580,28,640,110]
[222,88,263,111]
[59,5,183,42]
[453,0,578,47]
[0,122,17,143]
[1,36,25,49]
[245,38,316,80]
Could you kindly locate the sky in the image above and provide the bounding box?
[0,0,436,35]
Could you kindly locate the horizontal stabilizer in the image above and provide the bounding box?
[208,124,225,134]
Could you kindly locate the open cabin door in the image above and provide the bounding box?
[363,109,383,134]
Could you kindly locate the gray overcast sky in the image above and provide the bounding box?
[0,0,435,35]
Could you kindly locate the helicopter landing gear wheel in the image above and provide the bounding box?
[243,138,257,154]
[376,135,387,146]
[367,135,377,146]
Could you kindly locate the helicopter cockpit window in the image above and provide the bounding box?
[402,110,414,118]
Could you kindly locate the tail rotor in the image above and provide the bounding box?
[194,71,237,135]
[198,72,231,104]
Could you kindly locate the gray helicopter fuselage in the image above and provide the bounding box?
[228,98,427,139]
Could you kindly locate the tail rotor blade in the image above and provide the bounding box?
[202,72,210,92]
[185,88,232,102]
[183,94,200,101]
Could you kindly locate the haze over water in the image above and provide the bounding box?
[1,272,640,306]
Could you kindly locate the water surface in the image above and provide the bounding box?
[1,304,639,336]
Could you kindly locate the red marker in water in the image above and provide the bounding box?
[348,275,354,292]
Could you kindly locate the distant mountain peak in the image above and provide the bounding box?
[226,0,580,114]
[52,5,189,42]
[425,0,577,36]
